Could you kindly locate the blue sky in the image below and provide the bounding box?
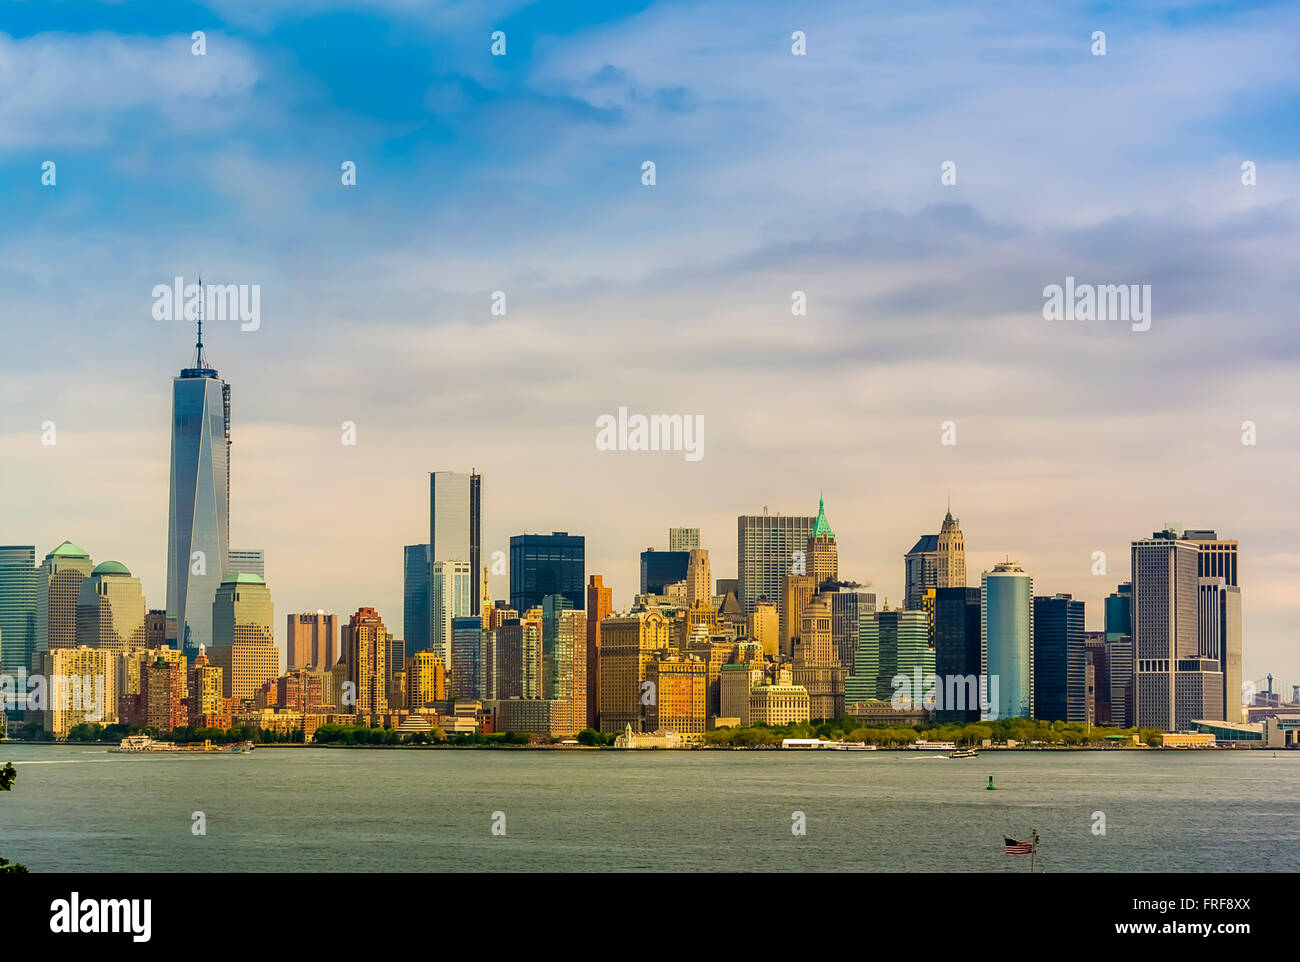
[1,0,1298,688]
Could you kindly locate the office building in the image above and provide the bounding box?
[285,611,337,671]
[1132,532,1201,731]
[75,561,148,653]
[904,535,939,610]
[406,651,447,710]
[205,640,278,702]
[510,532,585,613]
[542,597,586,728]
[640,549,690,595]
[431,560,472,670]
[1033,593,1086,723]
[807,497,838,588]
[228,549,264,578]
[720,663,763,726]
[35,541,95,657]
[1181,530,1238,586]
[188,650,227,725]
[1198,578,1242,723]
[668,527,699,552]
[749,599,779,656]
[212,574,274,648]
[936,508,967,589]
[934,587,982,723]
[792,591,845,719]
[167,320,231,655]
[781,572,816,659]
[824,583,874,676]
[1084,632,1111,726]
[1105,582,1134,727]
[981,561,1034,721]
[145,610,167,648]
[451,616,487,699]
[749,684,811,726]
[647,656,707,734]
[0,546,37,679]
[428,470,482,616]
[737,508,817,615]
[403,544,432,653]
[586,574,612,730]
[341,607,389,718]
[143,654,189,732]
[42,645,116,736]
[599,609,671,733]
[685,549,712,609]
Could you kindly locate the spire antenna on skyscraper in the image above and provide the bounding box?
[194,272,208,371]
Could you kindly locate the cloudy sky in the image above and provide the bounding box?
[1,0,1297,687]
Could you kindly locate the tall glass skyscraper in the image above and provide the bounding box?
[934,586,981,723]
[1033,593,1086,722]
[403,544,432,652]
[0,546,37,684]
[167,319,230,656]
[431,560,473,670]
[981,561,1034,721]
[510,532,585,613]
[428,471,482,611]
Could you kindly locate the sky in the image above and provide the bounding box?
[1,0,1298,688]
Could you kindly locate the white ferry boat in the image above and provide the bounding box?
[110,735,175,753]
[834,741,878,751]
[781,738,840,750]
[910,740,957,751]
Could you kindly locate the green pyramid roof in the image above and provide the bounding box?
[221,572,266,586]
[813,496,834,539]
[48,540,89,559]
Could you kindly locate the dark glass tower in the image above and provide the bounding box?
[509,532,584,614]
[934,586,981,723]
[1033,593,1086,722]
[639,549,690,595]
[403,544,432,652]
[167,305,230,656]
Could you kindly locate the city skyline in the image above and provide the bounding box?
[0,321,1279,692]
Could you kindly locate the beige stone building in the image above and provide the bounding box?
[749,600,779,656]
[599,609,671,732]
[792,592,845,720]
[936,508,967,589]
[42,645,115,736]
[648,656,707,734]
[750,683,811,726]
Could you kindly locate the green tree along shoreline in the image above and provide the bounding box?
[2,718,1162,749]
[697,718,1164,748]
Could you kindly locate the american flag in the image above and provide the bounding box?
[1004,836,1034,854]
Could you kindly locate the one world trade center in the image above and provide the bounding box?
[166,296,231,656]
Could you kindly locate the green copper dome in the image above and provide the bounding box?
[92,560,131,576]
[48,540,90,559]
[813,496,834,539]
[221,572,266,585]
